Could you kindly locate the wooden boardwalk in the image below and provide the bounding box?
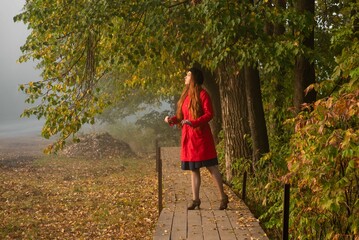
[153,147,269,240]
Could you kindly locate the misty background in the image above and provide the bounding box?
[0,0,43,138]
[0,1,178,152]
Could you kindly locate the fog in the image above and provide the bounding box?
[0,0,43,138]
[0,1,172,144]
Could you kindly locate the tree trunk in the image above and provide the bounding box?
[203,69,222,144]
[244,66,270,166]
[217,64,251,182]
[264,0,274,35]
[274,0,286,35]
[294,0,316,112]
[351,0,358,34]
[271,0,287,138]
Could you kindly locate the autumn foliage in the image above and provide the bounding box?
[285,88,359,239]
[282,19,359,237]
[0,157,158,239]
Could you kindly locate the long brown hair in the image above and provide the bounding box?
[176,68,204,122]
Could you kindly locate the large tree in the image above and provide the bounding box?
[293,0,317,111]
[244,66,269,165]
[15,0,293,177]
[217,63,252,182]
[15,0,185,152]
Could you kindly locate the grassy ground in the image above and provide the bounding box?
[0,155,158,239]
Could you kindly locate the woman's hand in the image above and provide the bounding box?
[181,119,192,127]
[164,116,171,123]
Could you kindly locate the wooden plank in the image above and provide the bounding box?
[213,210,238,239]
[170,202,187,240]
[200,169,224,211]
[201,210,220,240]
[199,197,212,210]
[187,210,203,240]
[171,171,191,202]
[153,208,174,240]
[246,220,269,240]
[226,210,252,239]
[202,182,219,201]
[201,185,217,210]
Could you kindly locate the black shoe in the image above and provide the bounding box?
[219,194,229,210]
[188,199,201,210]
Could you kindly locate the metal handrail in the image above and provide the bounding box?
[240,171,290,240]
[155,140,163,215]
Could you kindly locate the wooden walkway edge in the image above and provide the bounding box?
[153,147,269,240]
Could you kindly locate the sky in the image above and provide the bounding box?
[0,0,43,137]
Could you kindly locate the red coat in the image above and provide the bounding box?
[169,89,217,162]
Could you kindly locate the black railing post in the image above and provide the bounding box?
[155,140,159,172]
[242,171,247,202]
[283,183,290,240]
[156,140,163,215]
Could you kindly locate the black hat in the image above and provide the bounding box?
[189,67,204,85]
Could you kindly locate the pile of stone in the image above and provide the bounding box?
[61,132,136,159]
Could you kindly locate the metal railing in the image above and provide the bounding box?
[155,140,163,215]
[241,171,291,240]
[283,184,290,240]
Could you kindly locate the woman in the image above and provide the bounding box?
[164,67,228,210]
